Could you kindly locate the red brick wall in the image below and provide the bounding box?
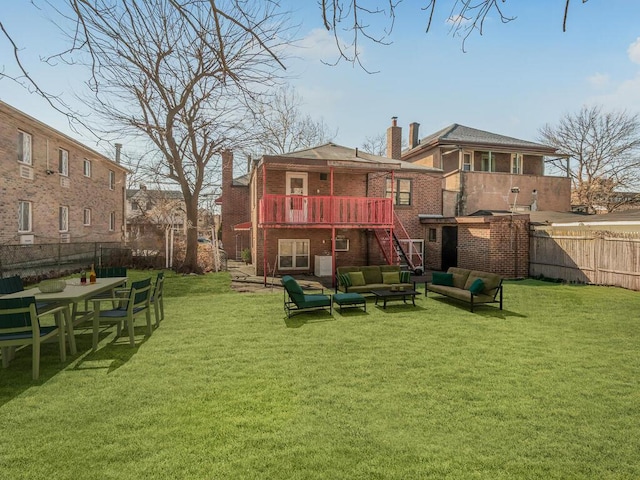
[220,150,250,258]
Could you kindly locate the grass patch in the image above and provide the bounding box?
[1,273,639,479]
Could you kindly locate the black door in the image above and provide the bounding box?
[441,226,458,271]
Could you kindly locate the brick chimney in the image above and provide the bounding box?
[386,116,402,159]
[221,149,234,191]
[408,122,420,149]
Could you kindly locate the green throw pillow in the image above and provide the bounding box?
[348,271,366,286]
[468,278,485,294]
[382,271,400,284]
[432,272,454,286]
[338,272,352,287]
[399,271,411,283]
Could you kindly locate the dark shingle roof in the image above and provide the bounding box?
[410,124,556,153]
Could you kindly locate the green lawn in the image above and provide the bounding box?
[1,271,639,479]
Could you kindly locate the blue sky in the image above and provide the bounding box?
[1,1,640,154]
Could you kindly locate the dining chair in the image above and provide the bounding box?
[91,277,152,349]
[0,297,69,380]
[151,272,165,328]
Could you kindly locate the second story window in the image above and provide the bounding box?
[83,159,92,177]
[481,152,496,172]
[59,148,69,176]
[17,131,32,165]
[83,208,91,226]
[512,153,522,174]
[59,206,69,232]
[385,178,412,206]
[109,170,115,190]
[109,211,116,231]
[462,152,472,172]
[18,201,32,232]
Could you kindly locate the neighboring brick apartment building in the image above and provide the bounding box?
[218,150,251,261]
[0,101,128,245]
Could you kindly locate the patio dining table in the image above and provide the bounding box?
[1,277,127,356]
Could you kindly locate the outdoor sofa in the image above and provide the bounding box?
[426,267,503,312]
[335,265,413,295]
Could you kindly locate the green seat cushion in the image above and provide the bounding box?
[333,293,365,305]
[348,271,366,286]
[432,272,454,286]
[299,294,331,308]
[382,271,400,284]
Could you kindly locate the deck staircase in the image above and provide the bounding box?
[373,213,424,273]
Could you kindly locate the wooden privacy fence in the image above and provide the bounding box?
[530,229,640,290]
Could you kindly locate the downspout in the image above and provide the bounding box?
[330,167,336,287]
[263,163,267,286]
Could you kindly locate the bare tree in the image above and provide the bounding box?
[539,106,640,213]
[361,133,387,156]
[31,0,288,272]
[249,85,336,155]
[320,0,590,68]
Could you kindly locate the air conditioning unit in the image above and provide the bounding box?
[20,234,34,245]
[19,165,34,180]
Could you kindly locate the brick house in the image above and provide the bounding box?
[219,143,442,280]
[389,118,569,277]
[218,150,251,261]
[0,101,128,245]
[126,186,186,239]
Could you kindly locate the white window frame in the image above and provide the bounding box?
[83,159,92,177]
[59,148,69,176]
[109,170,115,190]
[511,153,522,175]
[481,152,496,172]
[278,239,310,270]
[59,206,69,232]
[83,208,91,226]
[109,212,116,231]
[18,201,32,233]
[18,130,32,165]
[335,237,349,251]
[462,151,473,172]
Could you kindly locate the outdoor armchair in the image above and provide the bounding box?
[0,297,69,380]
[91,277,152,349]
[281,275,332,318]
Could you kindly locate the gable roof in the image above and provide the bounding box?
[405,124,557,156]
[265,142,441,173]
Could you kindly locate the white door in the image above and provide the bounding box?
[286,172,308,222]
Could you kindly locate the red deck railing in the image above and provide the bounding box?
[259,195,393,227]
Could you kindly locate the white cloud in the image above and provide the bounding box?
[628,37,640,64]
[587,72,610,88]
[587,72,640,112]
[293,28,342,62]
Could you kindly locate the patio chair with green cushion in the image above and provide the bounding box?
[0,297,69,380]
[91,277,152,349]
[281,275,332,318]
[151,272,165,327]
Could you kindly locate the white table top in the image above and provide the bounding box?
[1,277,127,302]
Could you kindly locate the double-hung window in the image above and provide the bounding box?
[59,206,69,232]
[511,153,522,174]
[83,208,91,226]
[109,212,116,231]
[278,239,309,269]
[385,178,412,206]
[462,151,472,171]
[481,152,496,172]
[59,148,69,176]
[83,159,92,177]
[18,201,32,232]
[109,170,116,190]
[17,131,32,165]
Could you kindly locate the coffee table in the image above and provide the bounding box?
[370,288,419,309]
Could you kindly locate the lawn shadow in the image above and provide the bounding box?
[73,326,148,373]
[284,311,336,328]
[426,296,526,319]
[373,304,427,313]
[334,308,369,318]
